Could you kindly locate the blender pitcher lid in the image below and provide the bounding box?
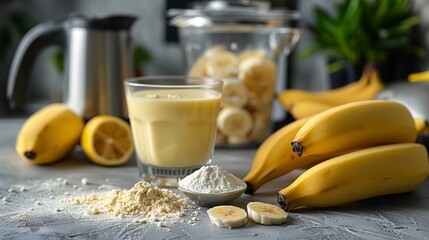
[168,0,300,27]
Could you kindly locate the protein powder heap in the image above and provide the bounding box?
[178,165,245,193]
[63,181,189,221]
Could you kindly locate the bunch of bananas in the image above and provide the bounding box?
[243,100,429,211]
[279,65,429,134]
[278,64,384,120]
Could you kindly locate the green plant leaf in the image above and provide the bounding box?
[336,0,362,40]
[373,0,390,27]
[133,45,152,69]
[298,0,422,71]
[400,45,427,57]
[51,49,64,74]
[296,44,324,60]
[377,36,409,49]
[327,60,345,74]
[314,7,338,37]
[341,0,360,26]
[379,16,420,38]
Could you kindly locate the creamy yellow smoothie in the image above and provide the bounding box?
[126,89,221,168]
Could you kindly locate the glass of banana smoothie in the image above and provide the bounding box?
[124,76,223,187]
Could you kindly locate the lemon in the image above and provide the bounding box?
[81,115,134,166]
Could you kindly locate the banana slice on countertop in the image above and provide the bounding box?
[207,205,248,229]
[217,107,253,137]
[239,56,276,94]
[221,79,248,108]
[247,202,288,225]
[238,49,268,63]
[206,50,238,78]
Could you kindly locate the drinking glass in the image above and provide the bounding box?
[124,76,223,186]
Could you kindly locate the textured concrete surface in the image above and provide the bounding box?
[1,119,429,240]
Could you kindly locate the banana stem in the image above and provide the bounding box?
[291,141,303,156]
[277,193,289,211]
[244,181,254,195]
[24,151,36,160]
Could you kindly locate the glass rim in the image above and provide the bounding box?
[124,75,223,88]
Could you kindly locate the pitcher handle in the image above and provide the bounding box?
[269,28,300,59]
[6,19,65,111]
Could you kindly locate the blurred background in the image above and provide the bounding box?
[1,0,429,119]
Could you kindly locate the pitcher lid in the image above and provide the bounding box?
[168,0,300,27]
[66,14,137,30]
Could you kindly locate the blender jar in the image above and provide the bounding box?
[169,0,300,147]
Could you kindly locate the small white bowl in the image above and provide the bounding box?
[178,184,247,206]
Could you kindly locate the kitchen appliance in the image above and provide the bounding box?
[7,14,136,119]
[375,81,429,121]
[168,0,300,147]
[375,81,429,148]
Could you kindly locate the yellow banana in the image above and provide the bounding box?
[414,117,428,134]
[408,70,429,82]
[243,117,338,194]
[278,143,429,211]
[290,103,427,134]
[288,100,334,120]
[278,65,383,110]
[291,100,417,157]
[16,103,84,165]
[340,68,384,102]
[278,66,371,109]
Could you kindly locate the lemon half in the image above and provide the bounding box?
[81,115,134,166]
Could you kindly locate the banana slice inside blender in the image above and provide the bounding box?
[247,202,288,225]
[188,56,207,77]
[221,79,248,108]
[207,205,248,228]
[188,45,229,78]
[227,136,251,145]
[249,110,270,140]
[217,107,253,137]
[204,45,228,58]
[239,56,276,94]
[238,49,268,63]
[206,50,238,78]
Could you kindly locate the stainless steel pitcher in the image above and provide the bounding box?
[7,14,137,119]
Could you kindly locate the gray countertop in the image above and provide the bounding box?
[1,118,429,240]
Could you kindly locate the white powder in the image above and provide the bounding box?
[178,165,245,193]
[62,181,189,222]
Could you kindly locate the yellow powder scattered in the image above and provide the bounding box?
[12,213,28,219]
[62,181,189,222]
